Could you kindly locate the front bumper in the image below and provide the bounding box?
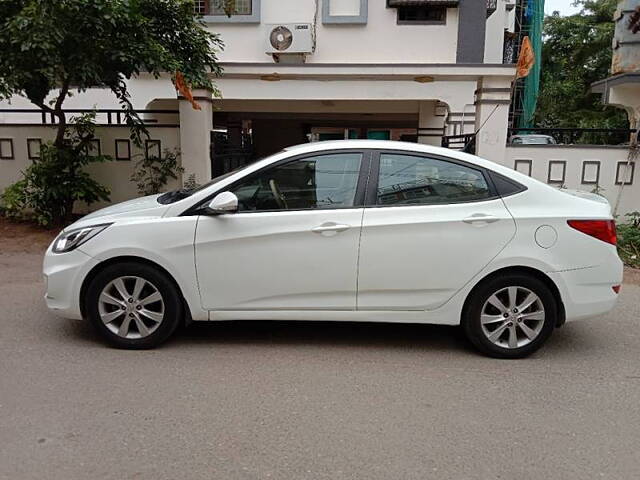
[43,245,98,320]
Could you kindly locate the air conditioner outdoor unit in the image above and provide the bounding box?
[265,23,313,54]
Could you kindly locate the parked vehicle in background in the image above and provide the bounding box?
[509,134,557,145]
[43,140,622,358]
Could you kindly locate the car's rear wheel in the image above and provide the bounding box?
[85,262,182,349]
[463,273,557,358]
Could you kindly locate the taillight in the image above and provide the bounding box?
[567,220,617,246]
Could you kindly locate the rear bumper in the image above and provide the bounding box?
[43,245,98,320]
[548,257,624,322]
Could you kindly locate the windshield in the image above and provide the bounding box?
[156,165,251,205]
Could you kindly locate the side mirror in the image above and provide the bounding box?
[206,191,239,215]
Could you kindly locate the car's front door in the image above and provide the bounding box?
[195,151,368,311]
[357,151,516,311]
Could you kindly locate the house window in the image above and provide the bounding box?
[194,0,209,15]
[514,159,532,177]
[201,0,260,23]
[0,139,14,160]
[115,140,131,161]
[615,161,635,185]
[212,0,252,15]
[581,161,600,185]
[547,161,566,185]
[397,6,446,24]
[146,140,161,160]
[323,0,368,25]
[88,139,101,157]
[27,138,42,160]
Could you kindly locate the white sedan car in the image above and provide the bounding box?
[43,140,623,358]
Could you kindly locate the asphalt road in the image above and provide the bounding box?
[1,251,640,480]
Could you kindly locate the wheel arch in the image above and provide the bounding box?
[462,266,566,327]
[79,255,193,324]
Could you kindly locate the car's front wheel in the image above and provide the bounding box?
[85,262,182,349]
[463,273,557,358]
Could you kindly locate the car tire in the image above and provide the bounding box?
[462,273,557,359]
[85,262,183,349]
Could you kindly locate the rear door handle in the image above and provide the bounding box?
[462,214,500,225]
[312,223,351,234]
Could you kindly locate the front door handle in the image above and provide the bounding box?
[462,214,500,225]
[312,223,351,234]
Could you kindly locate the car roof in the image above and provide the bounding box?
[165,139,558,217]
[284,139,493,169]
[285,139,447,154]
[283,139,546,191]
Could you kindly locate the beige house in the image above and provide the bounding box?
[1,0,639,214]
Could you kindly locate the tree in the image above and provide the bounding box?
[0,0,224,148]
[0,0,224,224]
[535,0,628,130]
[2,113,112,226]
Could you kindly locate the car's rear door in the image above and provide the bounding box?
[357,150,516,311]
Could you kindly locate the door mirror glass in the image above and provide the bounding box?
[206,191,239,214]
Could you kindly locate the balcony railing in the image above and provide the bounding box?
[508,128,637,146]
[442,133,476,154]
[0,108,180,127]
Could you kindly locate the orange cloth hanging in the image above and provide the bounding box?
[174,71,202,111]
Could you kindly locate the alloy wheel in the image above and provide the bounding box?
[480,286,546,349]
[98,276,165,339]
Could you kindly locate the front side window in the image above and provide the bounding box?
[231,153,362,212]
[376,153,490,206]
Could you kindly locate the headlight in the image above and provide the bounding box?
[52,223,112,254]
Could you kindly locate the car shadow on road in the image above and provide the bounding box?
[63,316,473,355]
[177,320,469,352]
[61,315,601,360]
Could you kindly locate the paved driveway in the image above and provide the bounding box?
[1,242,640,479]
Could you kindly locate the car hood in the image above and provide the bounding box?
[64,194,169,231]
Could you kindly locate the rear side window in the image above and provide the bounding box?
[376,153,491,206]
[489,171,527,197]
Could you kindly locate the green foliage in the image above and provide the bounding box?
[1,113,111,226]
[618,212,640,268]
[0,0,223,145]
[0,1,222,225]
[131,149,184,196]
[536,0,628,130]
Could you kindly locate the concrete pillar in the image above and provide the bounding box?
[418,101,445,146]
[179,88,214,183]
[474,77,512,162]
[607,84,640,145]
[484,0,507,63]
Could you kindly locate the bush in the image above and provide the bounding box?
[131,149,184,196]
[618,212,640,268]
[0,114,111,227]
